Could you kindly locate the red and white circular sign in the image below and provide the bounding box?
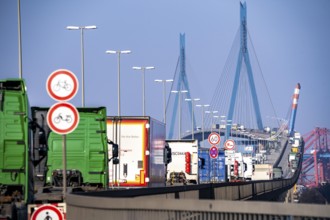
[224,139,235,150]
[209,145,219,159]
[46,69,79,102]
[47,102,80,135]
[31,204,64,220]
[208,132,221,145]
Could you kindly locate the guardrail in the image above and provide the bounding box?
[66,139,308,219]
[66,194,330,219]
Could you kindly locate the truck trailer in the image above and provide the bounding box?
[199,148,226,183]
[107,116,167,187]
[166,140,198,184]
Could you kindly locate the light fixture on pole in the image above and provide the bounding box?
[213,115,220,134]
[171,90,188,140]
[106,50,131,116]
[154,79,173,123]
[196,104,210,146]
[226,119,232,141]
[132,66,155,116]
[205,110,218,132]
[185,98,200,139]
[18,0,22,78]
[66,25,97,107]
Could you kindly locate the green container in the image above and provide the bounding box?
[32,107,108,189]
[0,79,32,203]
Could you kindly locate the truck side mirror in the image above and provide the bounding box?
[112,143,119,158]
[164,144,172,164]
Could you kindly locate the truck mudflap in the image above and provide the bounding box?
[28,203,66,220]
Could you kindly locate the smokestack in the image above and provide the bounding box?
[288,83,301,136]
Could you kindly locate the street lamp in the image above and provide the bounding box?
[132,66,155,116]
[154,79,173,123]
[66,25,97,107]
[185,98,200,139]
[106,50,131,116]
[226,119,232,141]
[205,110,218,132]
[213,115,220,134]
[18,0,22,78]
[196,104,210,146]
[171,90,188,139]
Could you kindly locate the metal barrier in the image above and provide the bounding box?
[65,140,309,219]
[66,194,330,220]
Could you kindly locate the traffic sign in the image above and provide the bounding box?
[224,139,235,150]
[208,132,221,145]
[47,102,80,135]
[31,204,64,220]
[46,69,79,102]
[225,150,235,157]
[209,145,219,159]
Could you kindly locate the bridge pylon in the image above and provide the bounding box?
[226,2,263,139]
[167,33,195,139]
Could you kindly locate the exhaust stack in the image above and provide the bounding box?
[288,83,301,136]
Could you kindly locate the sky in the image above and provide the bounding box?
[0,0,329,136]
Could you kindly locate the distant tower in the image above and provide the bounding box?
[288,83,301,136]
[167,33,194,139]
[226,2,263,138]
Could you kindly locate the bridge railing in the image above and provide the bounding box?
[66,193,330,220]
[66,136,308,219]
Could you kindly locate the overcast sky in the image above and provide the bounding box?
[1,0,329,135]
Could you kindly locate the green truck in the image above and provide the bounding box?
[0,79,33,219]
[0,78,109,219]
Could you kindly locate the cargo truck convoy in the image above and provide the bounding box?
[0,79,170,219]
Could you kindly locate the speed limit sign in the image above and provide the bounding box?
[208,132,220,145]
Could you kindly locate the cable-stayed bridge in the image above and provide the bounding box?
[167,2,293,152]
[65,3,330,219]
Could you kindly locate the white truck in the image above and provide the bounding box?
[107,116,167,187]
[251,164,273,180]
[226,152,253,181]
[166,140,198,184]
[251,164,282,180]
[273,167,283,179]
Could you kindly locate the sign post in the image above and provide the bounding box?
[46,69,79,202]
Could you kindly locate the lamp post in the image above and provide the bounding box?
[171,90,188,139]
[106,50,131,116]
[226,119,232,141]
[185,98,200,139]
[18,0,22,78]
[132,66,155,116]
[66,25,97,107]
[220,115,226,137]
[213,115,220,134]
[154,79,173,123]
[205,110,218,132]
[196,104,210,146]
